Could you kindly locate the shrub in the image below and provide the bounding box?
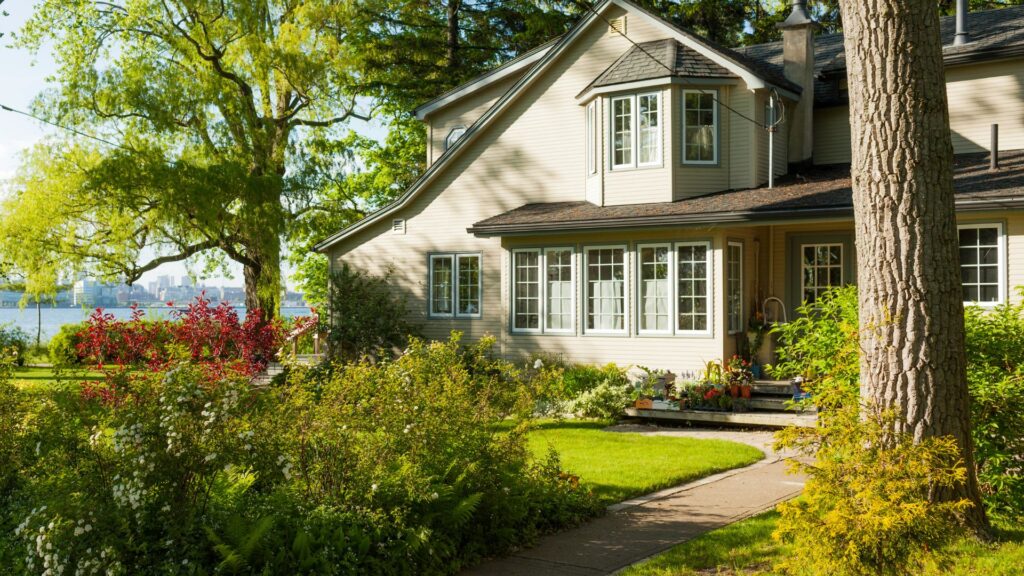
[768,285,860,407]
[571,379,634,419]
[773,403,971,576]
[1,333,599,574]
[0,324,29,366]
[326,263,418,362]
[48,322,86,366]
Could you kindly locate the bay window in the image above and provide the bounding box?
[683,90,718,164]
[429,253,482,318]
[610,92,661,169]
[959,223,1005,304]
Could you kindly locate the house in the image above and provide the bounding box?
[316,0,1024,376]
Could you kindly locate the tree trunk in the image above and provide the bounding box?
[838,0,989,534]
[446,0,462,70]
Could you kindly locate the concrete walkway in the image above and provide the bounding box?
[462,425,805,576]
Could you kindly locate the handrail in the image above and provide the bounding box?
[284,312,325,357]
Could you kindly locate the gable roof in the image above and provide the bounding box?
[736,4,1024,106]
[316,0,801,252]
[467,151,1024,235]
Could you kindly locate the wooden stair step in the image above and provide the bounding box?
[624,407,816,429]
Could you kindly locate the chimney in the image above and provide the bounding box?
[778,0,815,166]
[954,0,969,46]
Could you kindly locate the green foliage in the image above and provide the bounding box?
[774,403,972,576]
[0,325,29,367]
[325,263,419,362]
[47,322,85,367]
[769,285,861,407]
[964,294,1024,522]
[0,333,598,574]
[571,380,634,420]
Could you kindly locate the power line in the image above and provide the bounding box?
[0,103,130,150]
[571,0,785,132]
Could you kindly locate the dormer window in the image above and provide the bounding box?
[610,92,661,169]
[682,90,718,164]
[445,126,467,150]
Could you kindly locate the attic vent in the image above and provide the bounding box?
[608,15,626,36]
[392,219,406,235]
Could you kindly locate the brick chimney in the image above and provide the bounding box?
[778,0,815,166]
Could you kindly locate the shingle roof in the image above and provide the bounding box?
[736,5,1024,106]
[469,151,1024,235]
[589,39,737,88]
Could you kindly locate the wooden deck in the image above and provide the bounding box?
[624,407,816,428]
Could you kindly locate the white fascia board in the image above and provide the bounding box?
[315,2,612,253]
[576,76,741,104]
[413,46,554,120]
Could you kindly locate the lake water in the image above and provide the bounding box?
[0,306,312,343]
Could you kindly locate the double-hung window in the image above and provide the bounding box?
[585,246,627,333]
[682,90,718,164]
[800,244,843,305]
[959,223,1005,304]
[727,242,743,334]
[429,253,482,318]
[636,241,713,335]
[512,248,576,333]
[610,92,660,169]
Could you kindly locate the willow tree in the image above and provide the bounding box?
[837,0,989,532]
[4,0,368,318]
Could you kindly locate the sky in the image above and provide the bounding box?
[0,3,387,290]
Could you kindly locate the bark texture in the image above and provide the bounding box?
[837,0,989,532]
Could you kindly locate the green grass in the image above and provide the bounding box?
[11,365,104,394]
[622,510,1024,576]
[524,420,764,504]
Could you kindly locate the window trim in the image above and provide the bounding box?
[586,102,597,175]
[727,241,744,335]
[584,244,630,335]
[428,252,482,319]
[511,248,543,334]
[636,243,674,335]
[675,240,714,336]
[799,243,844,306]
[958,221,1007,306]
[608,92,661,170]
[681,89,719,166]
[445,126,467,150]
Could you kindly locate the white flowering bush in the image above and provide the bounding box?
[0,334,599,574]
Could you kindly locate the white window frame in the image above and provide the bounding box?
[799,243,844,306]
[682,89,719,165]
[958,222,1006,306]
[428,253,482,319]
[584,245,629,335]
[636,243,673,335]
[586,102,597,175]
[511,247,576,334]
[445,126,467,150]
[608,92,661,170]
[456,254,483,318]
[727,241,744,335]
[676,241,714,336]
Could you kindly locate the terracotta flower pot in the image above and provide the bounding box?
[730,384,740,398]
[741,385,752,399]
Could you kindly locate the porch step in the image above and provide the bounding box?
[624,407,816,429]
[747,396,817,412]
[751,380,793,396]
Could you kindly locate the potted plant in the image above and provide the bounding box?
[747,310,769,378]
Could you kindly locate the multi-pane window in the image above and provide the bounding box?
[586,102,597,175]
[678,243,711,332]
[683,90,718,164]
[512,250,541,331]
[727,242,743,334]
[429,253,482,318]
[611,97,633,168]
[512,248,575,333]
[959,224,1004,304]
[545,248,575,332]
[801,244,843,305]
[638,244,671,333]
[610,93,660,169]
[586,247,627,333]
[638,94,660,165]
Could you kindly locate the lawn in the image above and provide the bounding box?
[622,510,1024,576]
[11,365,104,394]
[525,420,764,504]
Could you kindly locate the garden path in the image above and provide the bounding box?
[461,425,804,576]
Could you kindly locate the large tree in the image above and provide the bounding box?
[837,0,989,532]
[4,0,371,318]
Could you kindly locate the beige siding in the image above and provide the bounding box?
[755,92,790,183]
[814,56,1024,165]
[726,87,755,191]
[427,73,521,166]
